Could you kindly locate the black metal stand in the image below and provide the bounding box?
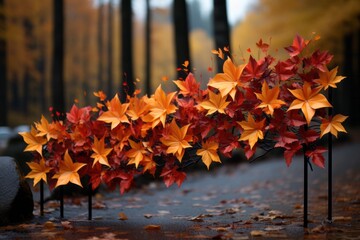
[328,88,333,223]
[88,184,92,220]
[304,149,309,228]
[60,186,64,218]
[40,180,44,216]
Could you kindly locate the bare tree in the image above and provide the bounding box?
[98,1,104,91]
[107,0,113,97]
[145,0,151,95]
[120,0,134,102]
[173,0,191,80]
[52,0,65,119]
[213,0,230,73]
[0,0,7,125]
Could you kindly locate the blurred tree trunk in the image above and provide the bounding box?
[98,1,104,91]
[0,0,6,125]
[342,30,360,126]
[82,15,90,105]
[213,0,230,73]
[120,0,134,102]
[173,0,190,80]
[145,0,151,95]
[52,0,65,119]
[107,0,113,97]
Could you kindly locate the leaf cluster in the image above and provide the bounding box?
[20,35,347,193]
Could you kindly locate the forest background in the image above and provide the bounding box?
[0,0,359,127]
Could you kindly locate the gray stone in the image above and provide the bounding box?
[0,156,33,225]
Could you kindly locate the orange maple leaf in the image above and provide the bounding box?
[91,136,113,167]
[126,96,150,121]
[97,94,130,129]
[320,114,348,138]
[93,90,107,101]
[25,158,51,186]
[238,114,265,149]
[288,82,332,124]
[144,85,177,128]
[196,141,221,170]
[314,66,345,90]
[160,119,192,161]
[126,139,148,168]
[208,57,246,100]
[19,126,47,156]
[199,90,230,115]
[35,115,57,140]
[255,81,285,115]
[53,150,86,188]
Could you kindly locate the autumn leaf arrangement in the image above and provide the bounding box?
[20,35,347,195]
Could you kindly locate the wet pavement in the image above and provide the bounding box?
[0,140,359,239]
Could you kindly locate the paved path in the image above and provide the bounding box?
[1,141,359,239]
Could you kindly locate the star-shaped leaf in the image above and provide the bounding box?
[126,139,148,168]
[97,94,130,129]
[238,114,265,149]
[160,119,192,161]
[173,73,200,97]
[320,114,348,138]
[53,150,86,188]
[19,126,47,156]
[208,57,246,100]
[314,66,345,90]
[288,82,332,124]
[25,158,52,186]
[91,136,113,167]
[145,85,177,128]
[126,96,150,121]
[196,141,221,169]
[199,91,230,115]
[255,81,285,115]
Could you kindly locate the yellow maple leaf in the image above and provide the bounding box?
[19,126,47,156]
[126,139,148,168]
[53,150,86,188]
[25,158,52,186]
[91,136,113,167]
[208,57,246,100]
[97,94,130,129]
[196,141,221,170]
[288,82,332,124]
[199,91,230,115]
[160,119,192,161]
[314,66,345,90]
[320,114,348,138]
[145,85,177,128]
[238,114,265,149]
[255,81,285,115]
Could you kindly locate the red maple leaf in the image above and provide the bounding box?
[256,38,270,53]
[160,167,186,188]
[67,105,92,125]
[274,59,297,81]
[306,146,327,168]
[283,141,302,167]
[242,56,267,81]
[284,34,308,57]
[274,130,298,148]
[306,50,333,72]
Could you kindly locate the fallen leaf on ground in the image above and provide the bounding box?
[144,225,161,230]
[264,226,284,231]
[118,212,128,221]
[61,221,73,230]
[250,230,267,236]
